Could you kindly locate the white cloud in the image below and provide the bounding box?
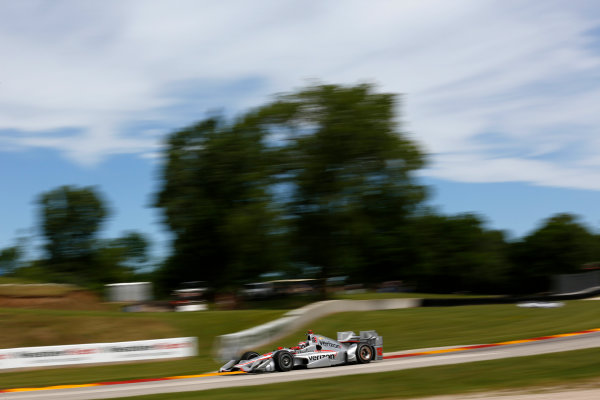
[425,153,600,191]
[1,0,600,190]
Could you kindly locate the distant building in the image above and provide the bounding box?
[106,282,152,303]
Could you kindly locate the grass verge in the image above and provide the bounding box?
[110,347,600,400]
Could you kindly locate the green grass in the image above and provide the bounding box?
[258,300,600,354]
[109,347,600,400]
[2,300,600,391]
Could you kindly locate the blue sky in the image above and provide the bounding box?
[2,0,600,261]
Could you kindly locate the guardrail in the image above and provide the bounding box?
[216,298,420,361]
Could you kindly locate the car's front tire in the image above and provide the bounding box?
[240,351,260,360]
[274,350,294,372]
[356,343,373,364]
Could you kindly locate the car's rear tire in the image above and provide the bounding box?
[274,350,294,372]
[240,351,260,360]
[356,343,373,364]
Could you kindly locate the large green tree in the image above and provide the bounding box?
[255,83,427,284]
[509,213,598,293]
[38,185,108,281]
[155,83,427,292]
[410,213,510,293]
[155,117,285,290]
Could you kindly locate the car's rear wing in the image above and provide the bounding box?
[337,330,383,360]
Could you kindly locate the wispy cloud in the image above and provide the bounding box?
[1,0,600,188]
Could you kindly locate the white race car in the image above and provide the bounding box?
[219,330,383,373]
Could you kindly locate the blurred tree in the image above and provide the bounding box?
[0,246,21,275]
[37,185,108,282]
[410,213,510,293]
[155,116,286,290]
[509,213,597,293]
[94,231,150,284]
[254,84,427,286]
[106,231,149,267]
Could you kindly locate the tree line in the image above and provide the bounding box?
[1,83,599,295]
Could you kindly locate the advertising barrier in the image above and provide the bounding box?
[0,337,197,371]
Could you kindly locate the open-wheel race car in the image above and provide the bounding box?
[219,330,383,373]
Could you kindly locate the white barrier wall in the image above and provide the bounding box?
[106,282,153,303]
[0,337,196,370]
[217,298,420,360]
[552,271,600,294]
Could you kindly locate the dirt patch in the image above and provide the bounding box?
[0,290,110,311]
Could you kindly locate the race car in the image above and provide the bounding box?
[219,330,383,373]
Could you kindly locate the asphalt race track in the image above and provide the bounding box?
[3,331,600,400]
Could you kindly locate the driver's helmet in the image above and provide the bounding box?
[291,341,307,350]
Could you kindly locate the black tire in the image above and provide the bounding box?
[240,351,260,360]
[356,343,374,364]
[274,350,294,372]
